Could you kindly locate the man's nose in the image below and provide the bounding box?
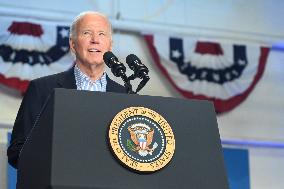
[90,34,99,43]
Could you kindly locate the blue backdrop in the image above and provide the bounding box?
[7,134,16,189]
[223,148,250,189]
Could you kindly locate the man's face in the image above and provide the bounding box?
[69,14,112,67]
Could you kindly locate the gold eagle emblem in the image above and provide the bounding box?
[127,123,158,156]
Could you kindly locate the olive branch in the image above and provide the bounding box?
[127,139,136,151]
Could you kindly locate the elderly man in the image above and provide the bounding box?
[7,11,126,169]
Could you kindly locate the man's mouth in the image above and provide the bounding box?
[88,48,101,53]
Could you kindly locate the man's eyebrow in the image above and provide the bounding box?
[81,28,92,32]
[98,30,107,33]
[79,29,110,35]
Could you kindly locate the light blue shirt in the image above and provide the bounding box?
[74,64,107,92]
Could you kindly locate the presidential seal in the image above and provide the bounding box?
[109,107,175,172]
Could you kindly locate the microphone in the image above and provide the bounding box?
[103,51,133,94]
[126,54,149,80]
[126,54,150,93]
[103,51,126,78]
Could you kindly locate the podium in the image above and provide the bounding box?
[17,89,229,189]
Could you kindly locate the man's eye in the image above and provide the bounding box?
[83,31,91,35]
[99,32,106,36]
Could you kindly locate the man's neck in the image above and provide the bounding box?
[76,62,105,81]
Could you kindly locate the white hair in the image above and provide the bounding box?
[69,11,112,39]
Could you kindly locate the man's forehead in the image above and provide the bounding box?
[77,16,110,29]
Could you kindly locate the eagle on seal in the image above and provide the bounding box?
[128,123,158,156]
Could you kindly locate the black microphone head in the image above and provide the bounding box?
[103,51,126,78]
[126,54,149,79]
[103,51,118,68]
[126,54,140,69]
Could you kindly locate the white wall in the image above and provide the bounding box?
[0,0,284,189]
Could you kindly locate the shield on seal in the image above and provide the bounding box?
[139,138,147,150]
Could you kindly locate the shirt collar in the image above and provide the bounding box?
[74,64,107,91]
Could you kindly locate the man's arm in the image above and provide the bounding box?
[7,81,42,169]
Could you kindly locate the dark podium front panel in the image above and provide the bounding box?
[17,88,229,189]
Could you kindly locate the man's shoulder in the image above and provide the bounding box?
[32,70,68,84]
[31,67,74,86]
[28,68,76,94]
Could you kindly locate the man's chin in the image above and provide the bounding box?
[89,61,105,67]
[77,60,104,68]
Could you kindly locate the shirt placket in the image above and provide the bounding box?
[88,80,94,91]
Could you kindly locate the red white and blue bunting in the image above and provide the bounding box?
[0,18,73,93]
[144,34,270,113]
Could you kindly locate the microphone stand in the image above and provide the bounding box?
[135,75,150,93]
[120,73,134,94]
[127,73,150,94]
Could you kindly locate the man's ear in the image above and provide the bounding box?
[69,38,76,53]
